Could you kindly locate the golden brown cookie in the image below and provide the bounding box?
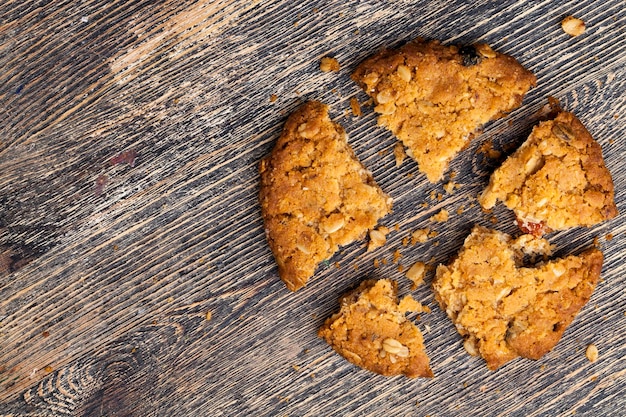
[352,39,536,183]
[479,111,618,235]
[318,279,433,377]
[259,101,392,291]
[432,225,602,370]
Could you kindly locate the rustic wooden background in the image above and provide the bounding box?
[0,1,624,416]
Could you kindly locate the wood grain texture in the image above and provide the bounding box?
[0,0,624,415]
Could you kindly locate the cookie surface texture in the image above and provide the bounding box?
[259,101,392,291]
[352,39,536,183]
[432,226,602,370]
[479,111,618,235]
[318,279,433,377]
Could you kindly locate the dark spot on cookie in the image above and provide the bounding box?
[551,123,575,141]
[459,45,482,67]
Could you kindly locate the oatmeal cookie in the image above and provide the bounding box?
[432,226,602,370]
[259,101,392,291]
[318,279,433,377]
[352,39,536,183]
[479,111,618,235]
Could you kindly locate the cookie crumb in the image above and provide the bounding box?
[431,209,449,223]
[270,94,278,102]
[406,261,426,289]
[444,181,456,194]
[605,233,613,241]
[456,205,465,215]
[368,226,390,251]
[350,97,362,116]
[393,250,402,264]
[394,143,406,167]
[562,16,586,37]
[411,229,430,245]
[586,344,599,362]
[205,311,212,321]
[478,139,501,159]
[320,56,340,72]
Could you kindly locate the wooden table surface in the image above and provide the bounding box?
[0,1,624,416]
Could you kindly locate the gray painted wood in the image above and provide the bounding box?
[0,0,624,415]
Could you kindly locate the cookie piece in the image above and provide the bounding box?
[433,225,602,370]
[479,111,618,235]
[352,39,536,183]
[318,279,433,378]
[259,101,392,291]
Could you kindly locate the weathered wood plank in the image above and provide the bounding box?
[0,0,624,415]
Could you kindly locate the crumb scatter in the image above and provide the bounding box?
[320,56,341,72]
[562,16,586,37]
[431,209,449,223]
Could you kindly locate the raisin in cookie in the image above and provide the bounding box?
[259,101,392,291]
[319,279,433,378]
[479,111,618,235]
[352,39,536,183]
[433,225,602,370]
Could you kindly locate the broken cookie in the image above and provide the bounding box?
[319,278,433,377]
[259,101,392,291]
[479,111,618,235]
[352,39,536,182]
[432,225,602,370]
